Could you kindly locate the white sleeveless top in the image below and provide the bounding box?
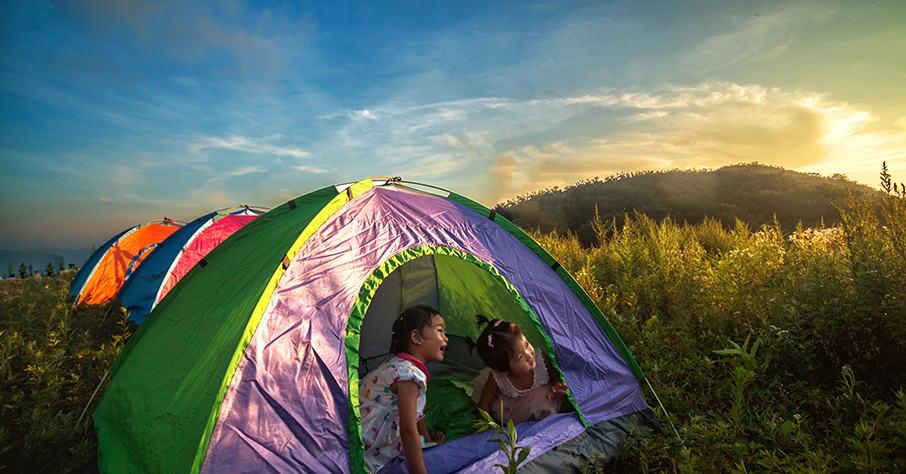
[471,348,563,424]
[491,348,550,399]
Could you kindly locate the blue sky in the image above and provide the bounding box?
[1,0,904,251]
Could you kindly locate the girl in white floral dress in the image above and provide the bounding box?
[359,305,448,474]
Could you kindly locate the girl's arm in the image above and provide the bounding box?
[391,381,428,474]
[477,371,499,415]
[417,418,446,445]
[417,417,431,442]
[543,353,569,400]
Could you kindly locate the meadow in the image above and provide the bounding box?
[0,272,133,473]
[1,172,904,473]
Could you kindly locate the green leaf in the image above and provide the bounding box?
[473,423,491,434]
[490,438,508,452]
[712,348,742,356]
[515,447,531,467]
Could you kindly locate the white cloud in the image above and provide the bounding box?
[677,5,834,74]
[224,166,266,178]
[190,135,310,159]
[470,82,906,199]
[352,109,378,120]
[292,165,330,174]
[627,111,669,123]
[55,0,311,79]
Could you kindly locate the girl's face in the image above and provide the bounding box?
[416,314,448,364]
[506,332,536,375]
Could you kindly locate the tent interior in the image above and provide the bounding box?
[360,253,549,383]
[357,251,577,451]
[354,252,650,473]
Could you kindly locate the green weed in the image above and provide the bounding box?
[473,407,532,473]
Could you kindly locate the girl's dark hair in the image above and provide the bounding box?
[389,305,441,354]
[468,314,524,372]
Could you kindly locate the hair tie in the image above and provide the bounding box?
[493,320,503,327]
[487,334,494,348]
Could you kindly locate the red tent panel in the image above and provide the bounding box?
[157,215,258,303]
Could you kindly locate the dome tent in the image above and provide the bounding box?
[116,206,267,325]
[69,219,183,305]
[93,178,651,473]
[155,206,268,308]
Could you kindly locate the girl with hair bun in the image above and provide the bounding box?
[469,315,569,425]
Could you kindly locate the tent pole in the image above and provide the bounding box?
[645,377,683,445]
[76,371,108,430]
[100,301,113,323]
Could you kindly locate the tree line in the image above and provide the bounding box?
[495,163,883,247]
[3,260,77,280]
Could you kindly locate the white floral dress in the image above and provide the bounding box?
[359,354,428,473]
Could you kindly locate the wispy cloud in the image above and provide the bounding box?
[627,111,669,123]
[3,0,904,252]
[316,81,905,202]
[54,0,311,79]
[489,84,906,198]
[676,5,834,75]
[190,135,310,159]
[224,166,267,178]
[292,165,330,174]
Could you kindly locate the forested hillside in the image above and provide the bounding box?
[495,164,882,246]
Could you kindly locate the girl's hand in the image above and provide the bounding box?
[430,431,446,445]
[547,381,568,400]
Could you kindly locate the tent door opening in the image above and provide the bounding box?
[358,252,548,383]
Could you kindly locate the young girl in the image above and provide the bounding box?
[359,305,448,474]
[470,315,569,425]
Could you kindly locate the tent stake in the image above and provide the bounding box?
[76,371,108,430]
[645,377,684,445]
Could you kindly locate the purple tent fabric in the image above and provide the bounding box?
[200,187,646,473]
[378,413,588,473]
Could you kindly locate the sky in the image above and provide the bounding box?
[1,0,905,252]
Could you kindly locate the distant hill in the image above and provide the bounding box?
[1,248,92,276]
[494,164,883,246]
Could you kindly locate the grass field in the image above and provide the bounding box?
[2,175,904,473]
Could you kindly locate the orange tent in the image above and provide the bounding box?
[71,220,183,305]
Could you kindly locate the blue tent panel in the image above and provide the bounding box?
[117,212,216,324]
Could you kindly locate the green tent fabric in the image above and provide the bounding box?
[95,182,371,472]
[425,378,478,443]
[92,178,649,473]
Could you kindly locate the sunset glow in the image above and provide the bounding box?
[1,0,904,251]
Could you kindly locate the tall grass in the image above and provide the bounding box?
[0,272,134,473]
[534,175,906,472]
[2,168,904,472]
